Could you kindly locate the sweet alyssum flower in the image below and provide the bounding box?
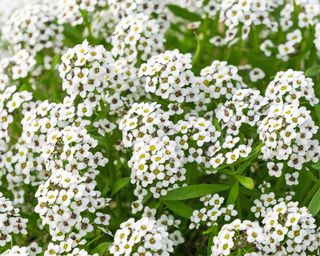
[2,4,63,55]
[0,193,28,247]
[109,208,184,256]
[111,13,167,65]
[190,194,237,229]
[59,40,115,101]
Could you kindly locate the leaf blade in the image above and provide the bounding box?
[308,185,320,216]
[112,177,130,195]
[161,184,229,201]
[163,200,193,219]
[237,176,254,190]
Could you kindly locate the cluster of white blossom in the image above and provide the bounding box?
[104,59,145,114]
[111,13,167,65]
[0,0,319,255]
[54,0,107,26]
[130,136,186,212]
[119,102,173,148]
[90,9,119,41]
[210,0,283,46]
[251,191,294,218]
[197,60,245,106]
[211,219,264,256]
[0,86,32,150]
[35,166,109,241]
[59,40,115,102]
[211,201,320,256]
[2,4,63,56]
[259,201,319,254]
[2,244,42,256]
[108,0,170,19]
[45,242,97,256]
[110,207,184,256]
[190,194,237,229]
[0,0,41,28]
[0,192,28,246]
[0,50,35,83]
[139,50,196,103]
[266,69,319,106]
[216,89,268,136]
[280,0,320,30]
[259,103,320,174]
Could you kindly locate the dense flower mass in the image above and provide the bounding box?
[0,0,319,255]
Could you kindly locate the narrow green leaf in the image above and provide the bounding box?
[51,54,61,68]
[308,185,320,216]
[237,176,254,190]
[112,177,130,195]
[167,5,202,21]
[163,200,193,219]
[161,184,229,201]
[92,135,109,149]
[227,182,239,204]
[207,234,213,255]
[315,105,320,123]
[305,65,320,76]
[92,242,110,255]
[312,162,320,170]
[236,161,253,175]
[302,169,318,183]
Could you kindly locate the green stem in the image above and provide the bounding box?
[302,181,320,206]
[192,16,209,66]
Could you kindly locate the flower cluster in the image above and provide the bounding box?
[211,0,282,46]
[190,194,237,229]
[260,201,319,254]
[266,69,319,106]
[119,102,173,148]
[197,60,245,106]
[211,219,264,256]
[111,13,167,65]
[216,89,267,136]
[2,243,42,256]
[258,103,320,173]
[35,126,110,243]
[139,50,196,103]
[59,40,115,102]
[0,193,28,246]
[2,4,63,55]
[130,136,186,212]
[110,208,184,256]
[108,0,170,19]
[211,201,320,256]
[0,0,319,255]
[54,0,107,26]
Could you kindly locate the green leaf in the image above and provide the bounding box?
[92,242,110,255]
[167,4,202,21]
[237,176,254,190]
[308,185,320,216]
[92,135,109,149]
[112,177,130,195]
[312,162,320,170]
[163,200,193,219]
[246,51,277,74]
[315,105,320,123]
[236,160,253,175]
[302,169,318,183]
[227,182,239,204]
[207,234,213,255]
[51,54,61,68]
[161,184,229,201]
[305,65,320,76]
